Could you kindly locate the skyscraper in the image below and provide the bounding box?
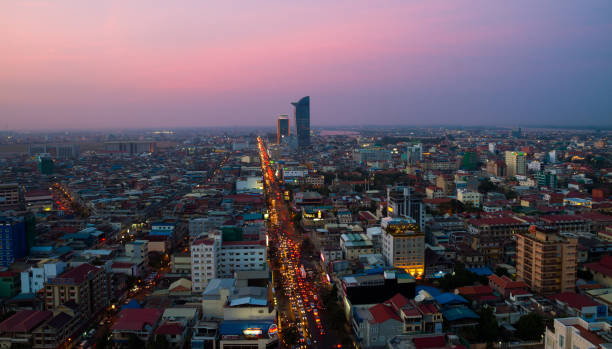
[291,96,310,148]
[504,151,527,177]
[276,115,290,144]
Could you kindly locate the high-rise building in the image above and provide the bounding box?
[405,143,422,165]
[516,225,577,294]
[386,186,424,229]
[504,151,527,177]
[0,184,21,210]
[44,263,108,318]
[536,170,558,189]
[381,217,425,278]
[37,156,53,175]
[291,96,310,148]
[276,115,290,144]
[0,217,27,267]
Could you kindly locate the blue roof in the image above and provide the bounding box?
[229,297,267,307]
[416,285,443,297]
[30,246,54,253]
[243,213,263,221]
[219,320,275,335]
[468,267,493,276]
[121,299,141,310]
[149,231,172,236]
[435,293,468,305]
[442,306,479,321]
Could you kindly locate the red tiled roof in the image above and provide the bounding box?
[413,336,446,349]
[418,303,439,315]
[468,217,524,227]
[550,292,599,309]
[386,293,409,311]
[154,322,184,335]
[489,274,529,290]
[368,303,401,324]
[111,262,135,269]
[0,310,53,332]
[585,256,612,278]
[540,215,585,223]
[113,308,162,331]
[509,289,532,296]
[192,238,215,246]
[57,264,100,284]
[456,285,493,296]
[0,271,18,277]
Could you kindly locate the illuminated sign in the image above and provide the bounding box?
[268,324,278,336]
[243,328,263,338]
[388,206,393,213]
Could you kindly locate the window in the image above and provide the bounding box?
[559,335,564,348]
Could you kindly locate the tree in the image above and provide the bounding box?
[478,179,498,193]
[127,333,145,348]
[476,307,500,342]
[495,266,510,277]
[282,325,300,346]
[96,328,110,349]
[147,335,170,349]
[515,313,546,341]
[577,269,594,281]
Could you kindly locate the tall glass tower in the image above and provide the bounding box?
[291,96,310,148]
[277,115,290,144]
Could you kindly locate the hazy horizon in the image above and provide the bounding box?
[2,0,611,130]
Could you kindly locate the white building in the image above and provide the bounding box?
[191,234,267,292]
[381,217,425,278]
[20,261,66,294]
[545,317,612,349]
[236,176,263,194]
[457,190,482,207]
[488,142,496,154]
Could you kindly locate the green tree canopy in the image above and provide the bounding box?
[515,313,546,341]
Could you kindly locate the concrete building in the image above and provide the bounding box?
[0,183,21,210]
[386,186,424,230]
[44,263,108,319]
[456,190,482,207]
[340,233,374,260]
[0,217,28,267]
[21,261,66,294]
[545,317,612,349]
[381,217,425,278]
[191,234,267,291]
[516,226,577,294]
[505,151,527,177]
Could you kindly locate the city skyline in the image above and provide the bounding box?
[1,0,612,130]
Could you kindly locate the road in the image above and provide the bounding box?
[257,137,343,349]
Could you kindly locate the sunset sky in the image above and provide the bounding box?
[1,0,611,130]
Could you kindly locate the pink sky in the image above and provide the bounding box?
[1,0,611,129]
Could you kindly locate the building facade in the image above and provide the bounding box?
[44,263,108,319]
[516,226,577,294]
[292,96,310,148]
[276,115,289,144]
[381,218,425,278]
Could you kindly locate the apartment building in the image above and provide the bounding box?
[516,226,577,294]
[44,263,108,319]
[467,217,529,265]
[191,233,266,291]
[381,217,425,278]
